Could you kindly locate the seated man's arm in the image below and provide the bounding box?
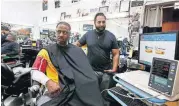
[31,50,61,94]
[31,55,49,85]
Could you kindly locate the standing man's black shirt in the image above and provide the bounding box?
[79,30,119,71]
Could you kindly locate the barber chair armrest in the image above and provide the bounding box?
[30,80,45,98]
[10,63,24,69]
[29,84,40,98]
[13,71,30,84]
[32,80,41,86]
[3,55,19,59]
[1,85,9,89]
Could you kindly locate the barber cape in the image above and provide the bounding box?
[42,43,104,106]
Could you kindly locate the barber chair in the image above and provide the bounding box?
[2,55,20,65]
[1,63,31,99]
[21,46,39,67]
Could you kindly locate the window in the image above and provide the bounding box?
[55,0,60,8]
[163,8,179,22]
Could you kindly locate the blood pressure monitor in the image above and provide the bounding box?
[148,58,179,97]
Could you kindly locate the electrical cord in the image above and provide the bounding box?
[101,88,169,100]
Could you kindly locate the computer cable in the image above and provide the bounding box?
[101,88,169,100]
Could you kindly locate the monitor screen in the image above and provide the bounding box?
[139,32,178,66]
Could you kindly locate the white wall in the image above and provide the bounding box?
[1,0,41,26]
[40,0,129,39]
[40,0,102,25]
[1,0,42,39]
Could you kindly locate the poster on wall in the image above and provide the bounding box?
[83,24,93,31]
[131,1,144,7]
[128,1,144,48]
[108,0,120,13]
[119,1,130,12]
[40,29,49,35]
[99,6,109,13]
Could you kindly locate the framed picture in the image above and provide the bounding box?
[99,6,109,13]
[40,29,49,35]
[131,1,144,7]
[83,24,93,31]
[60,12,66,20]
[55,0,60,8]
[43,17,47,22]
[119,1,130,12]
[43,0,48,11]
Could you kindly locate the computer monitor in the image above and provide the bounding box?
[148,57,179,97]
[138,31,179,72]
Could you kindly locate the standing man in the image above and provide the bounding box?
[74,13,119,106]
[74,12,119,76]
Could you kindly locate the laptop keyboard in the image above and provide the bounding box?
[109,87,148,106]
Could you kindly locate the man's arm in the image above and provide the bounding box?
[31,69,61,94]
[31,55,49,85]
[104,49,119,73]
[105,33,120,73]
[73,32,87,47]
[112,49,120,72]
[111,34,120,72]
[32,50,61,93]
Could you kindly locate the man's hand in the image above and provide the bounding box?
[104,69,116,73]
[46,79,61,94]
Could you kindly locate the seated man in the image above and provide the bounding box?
[1,32,19,56]
[31,22,104,106]
[1,26,10,45]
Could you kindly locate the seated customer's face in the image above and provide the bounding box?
[56,24,70,46]
[6,35,14,41]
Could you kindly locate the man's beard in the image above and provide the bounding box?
[57,37,68,46]
[96,26,106,33]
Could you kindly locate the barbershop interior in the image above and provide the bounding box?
[1,0,179,106]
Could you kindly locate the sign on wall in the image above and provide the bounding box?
[131,1,144,7]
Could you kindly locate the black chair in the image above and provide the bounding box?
[1,63,31,98]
